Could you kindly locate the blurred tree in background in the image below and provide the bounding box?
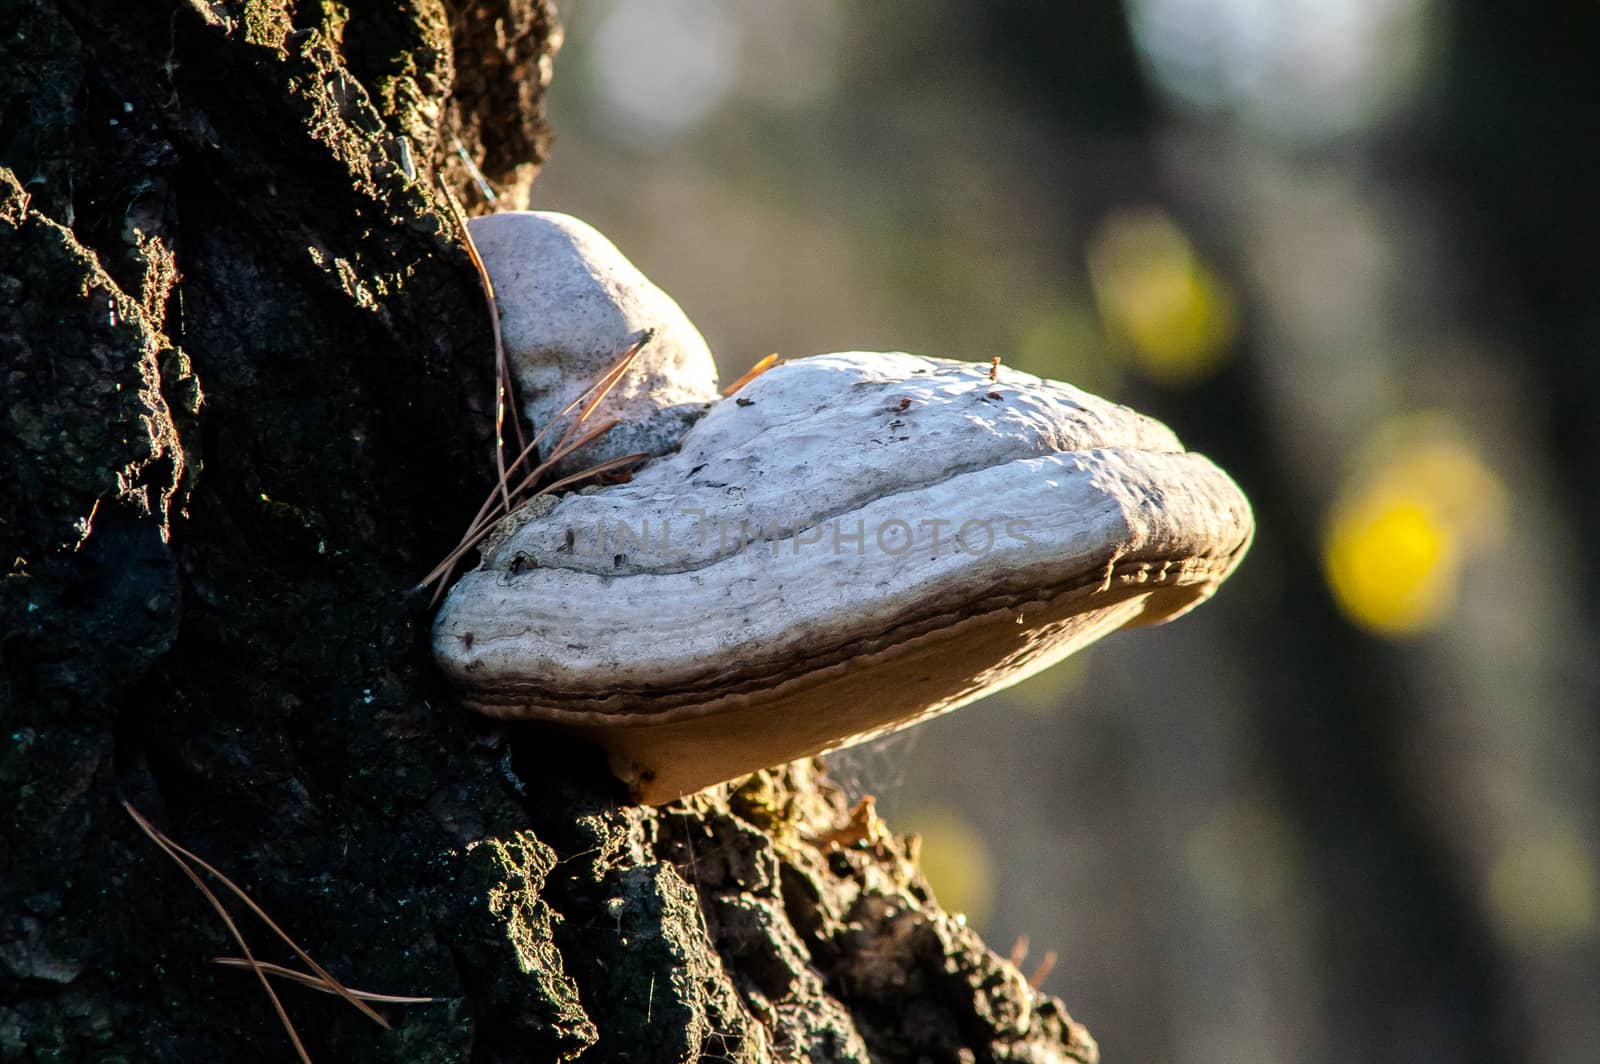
[531,2,1600,1061]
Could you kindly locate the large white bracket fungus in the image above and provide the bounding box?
[436,212,1254,804]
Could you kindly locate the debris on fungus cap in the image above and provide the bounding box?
[466,210,722,471]
[434,349,1254,805]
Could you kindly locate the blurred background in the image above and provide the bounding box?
[521,2,1599,1061]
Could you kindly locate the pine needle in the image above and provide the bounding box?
[420,333,654,602]
[509,418,622,497]
[536,451,651,496]
[124,801,390,1026]
[212,959,435,1004]
[437,174,519,513]
[124,802,432,1061]
[721,353,780,396]
[124,802,314,1063]
[1029,950,1058,989]
[423,437,647,608]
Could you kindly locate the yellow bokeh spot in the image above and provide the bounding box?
[1487,830,1599,947]
[901,804,996,929]
[1087,208,1237,386]
[1322,418,1508,638]
[1325,498,1458,636]
[1373,437,1508,551]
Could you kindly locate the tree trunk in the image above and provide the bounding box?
[0,2,1097,1060]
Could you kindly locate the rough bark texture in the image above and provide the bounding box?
[0,2,1097,1061]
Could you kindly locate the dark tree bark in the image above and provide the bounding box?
[0,2,1098,1060]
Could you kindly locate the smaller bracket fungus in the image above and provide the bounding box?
[467,211,722,470]
[435,345,1254,803]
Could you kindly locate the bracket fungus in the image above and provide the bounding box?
[436,212,1254,804]
[467,210,722,470]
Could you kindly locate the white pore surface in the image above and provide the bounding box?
[467,211,722,468]
[434,352,1254,710]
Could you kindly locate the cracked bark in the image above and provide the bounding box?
[0,2,1097,1060]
